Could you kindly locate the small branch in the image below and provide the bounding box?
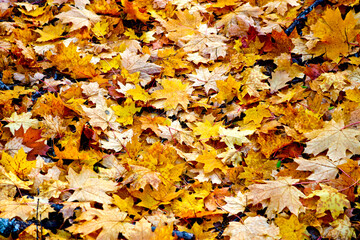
[342,121,360,130]
[284,0,325,36]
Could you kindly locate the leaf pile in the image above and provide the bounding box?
[1,0,360,239]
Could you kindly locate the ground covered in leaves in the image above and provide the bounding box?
[1,0,360,239]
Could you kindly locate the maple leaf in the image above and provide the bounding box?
[263,0,300,16]
[248,177,305,217]
[66,167,118,204]
[304,119,360,161]
[156,48,191,77]
[196,149,226,174]
[122,218,153,239]
[239,150,276,185]
[268,70,292,94]
[325,216,356,239]
[187,65,228,94]
[256,131,294,158]
[82,100,120,131]
[111,99,141,126]
[192,116,222,140]
[310,8,359,62]
[172,191,205,218]
[121,0,150,23]
[3,136,32,157]
[219,126,255,149]
[214,75,241,103]
[294,156,345,181]
[0,196,54,221]
[13,127,49,160]
[222,191,247,215]
[55,6,101,32]
[46,43,98,79]
[67,204,132,240]
[151,78,192,111]
[126,84,151,102]
[240,66,270,98]
[274,214,307,240]
[120,49,162,86]
[243,103,272,126]
[0,148,35,180]
[0,86,34,105]
[34,22,65,42]
[123,165,162,190]
[215,3,263,37]
[223,216,280,240]
[158,120,194,145]
[304,184,350,219]
[4,112,39,135]
[163,10,202,42]
[0,166,31,200]
[40,114,67,138]
[182,24,228,60]
[100,129,134,152]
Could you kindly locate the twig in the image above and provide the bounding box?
[284,0,325,36]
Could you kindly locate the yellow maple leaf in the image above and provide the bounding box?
[310,8,359,62]
[156,48,191,77]
[196,149,226,174]
[0,148,35,180]
[243,103,271,126]
[172,191,205,217]
[274,214,307,240]
[0,165,31,200]
[17,3,47,17]
[164,10,202,42]
[214,75,241,103]
[192,115,222,140]
[0,86,34,105]
[239,150,276,186]
[34,22,65,42]
[113,195,140,219]
[151,78,192,111]
[126,84,151,102]
[92,19,109,38]
[257,131,293,158]
[219,126,255,149]
[111,99,141,126]
[46,42,98,79]
[304,184,350,219]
